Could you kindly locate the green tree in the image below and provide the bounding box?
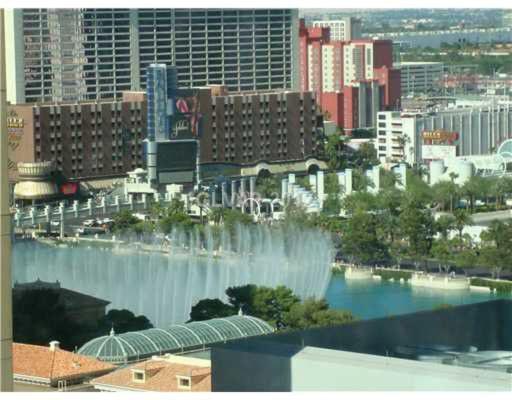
[225,284,300,327]
[158,198,193,233]
[283,197,314,228]
[256,176,280,199]
[149,200,167,220]
[132,220,155,235]
[432,180,458,212]
[479,220,512,279]
[430,239,455,273]
[223,209,253,231]
[352,142,378,170]
[112,210,141,234]
[435,215,455,240]
[342,210,389,264]
[283,298,354,330]
[461,175,487,212]
[324,134,346,171]
[193,192,209,224]
[225,284,259,313]
[491,176,512,210]
[98,309,153,334]
[193,285,355,331]
[322,173,342,216]
[399,198,435,268]
[189,299,236,322]
[375,187,403,244]
[341,191,378,215]
[453,209,473,242]
[208,207,227,225]
[251,286,301,327]
[352,168,373,192]
[453,246,478,271]
[380,169,399,190]
[405,169,432,206]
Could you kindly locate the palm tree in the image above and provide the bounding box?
[209,207,226,225]
[447,172,459,212]
[461,176,484,212]
[193,192,209,224]
[453,209,473,242]
[435,214,456,240]
[256,176,279,199]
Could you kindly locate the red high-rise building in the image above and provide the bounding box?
[298,19,401,134]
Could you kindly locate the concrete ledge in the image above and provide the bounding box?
[469,285,492,293]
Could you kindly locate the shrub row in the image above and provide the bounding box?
[331,265,346,274]
[374,269,412,282]
[470,278,512,293]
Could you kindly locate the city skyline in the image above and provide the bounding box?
[2,4,512,395]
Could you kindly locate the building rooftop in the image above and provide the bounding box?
[397,61,444,66]
[210,300,512,391]
[91,354,211,392]
[78,315,274,364]
[13,279,111,311]
[13,342,116,387]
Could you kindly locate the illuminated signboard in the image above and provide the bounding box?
[7,111,24,155]
[422,130,458,142]
[171,89,203,140]
[7,116,24,129]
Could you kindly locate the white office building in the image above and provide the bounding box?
[5,8,299,104]
[396,61,444,95]
[376,112,419,165]
[377,104,512,165]
[312,17,361,41]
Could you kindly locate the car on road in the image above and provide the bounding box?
[83,219,98,227]
[75,226,106,235]
[133,213,150,222]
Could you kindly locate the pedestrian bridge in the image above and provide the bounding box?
[12,192,179,231]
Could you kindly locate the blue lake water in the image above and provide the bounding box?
[325,274,512,320]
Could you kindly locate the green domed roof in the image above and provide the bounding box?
[78,315,273,364]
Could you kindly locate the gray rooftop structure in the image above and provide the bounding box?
[211,300,512,391]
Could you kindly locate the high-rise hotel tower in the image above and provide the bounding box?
[5,8,300,104]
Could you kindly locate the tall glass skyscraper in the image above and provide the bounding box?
[146,64,177,142]
[5,8,299,104]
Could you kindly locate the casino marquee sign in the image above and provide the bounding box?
[422,129,458,143]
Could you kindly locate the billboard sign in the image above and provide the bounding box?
[156,140,197,184]
[170,89,203,140]
[422,130,458,143]
[422,145,457,161]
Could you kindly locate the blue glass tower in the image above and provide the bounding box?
[145,64,178,183]
[146,64,176,142]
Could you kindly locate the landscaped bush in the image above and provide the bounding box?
[331,265,346,275]
[470,277,512,293]
[374,269,412,282]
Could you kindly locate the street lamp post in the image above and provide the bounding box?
[0,9,14,392]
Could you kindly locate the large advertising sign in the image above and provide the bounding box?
[7,110,25,172]
[422,145,457,161]
[170,89,203,140]
[156,140,197,184]
[422,130,458,143]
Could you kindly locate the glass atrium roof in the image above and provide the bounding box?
[78,315,274,364]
